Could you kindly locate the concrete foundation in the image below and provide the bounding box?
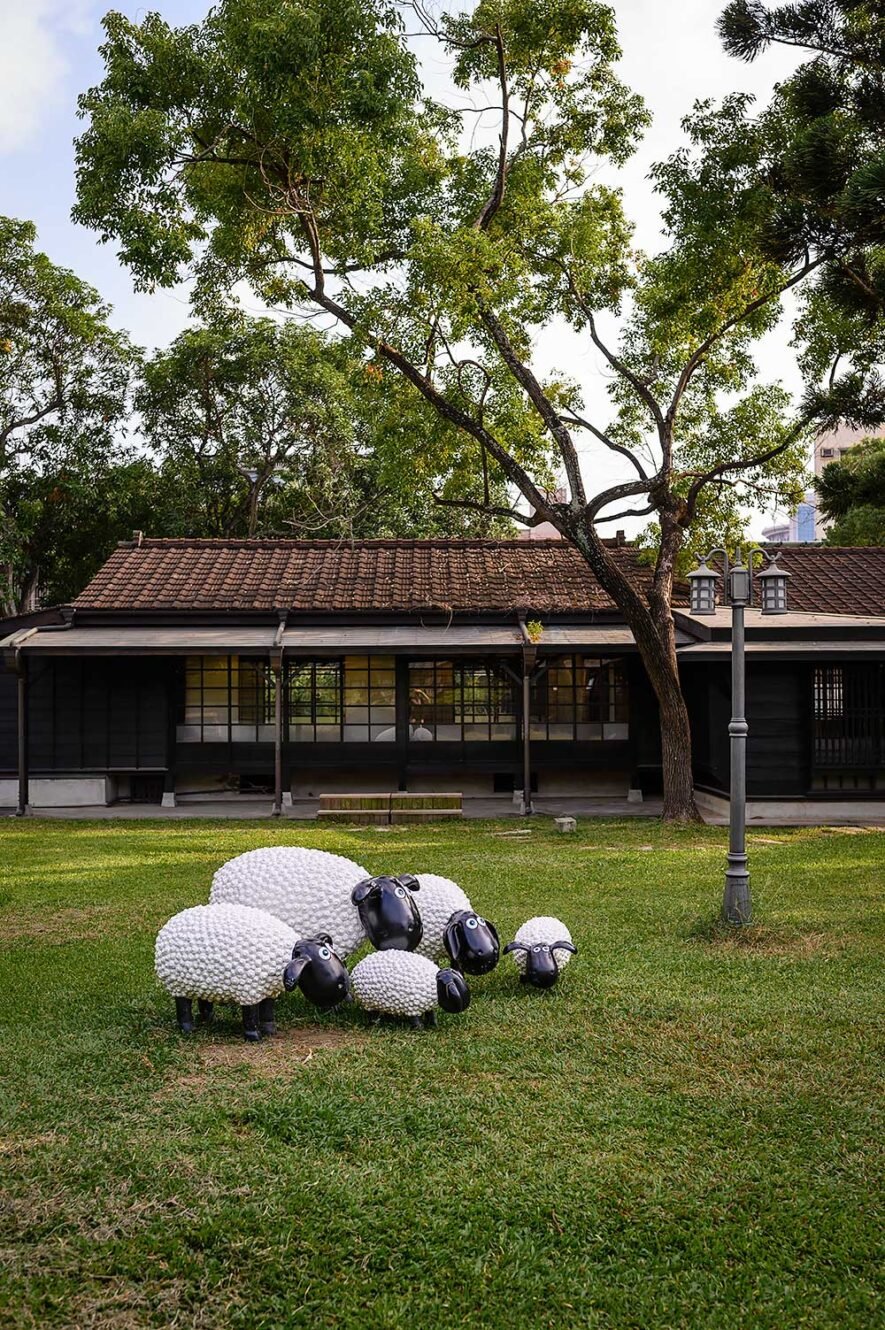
[0,776,114,808]
[694,788,885,826]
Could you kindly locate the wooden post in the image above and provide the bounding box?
[521,664,533,815]
[271,657,283,817]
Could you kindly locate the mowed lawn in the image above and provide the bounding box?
[0,818,882,1330]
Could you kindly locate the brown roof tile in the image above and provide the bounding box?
[72,538,885,618]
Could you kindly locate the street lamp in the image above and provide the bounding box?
[687,547,790,925]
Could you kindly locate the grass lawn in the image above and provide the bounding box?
[0,817,882,1329]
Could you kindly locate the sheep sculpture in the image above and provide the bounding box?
[503,916,577,989]
[412,873,501,975]
[350,951,471,1029]
[209,846,369,956]
[155,904,353,1040]
[351,874,423,951]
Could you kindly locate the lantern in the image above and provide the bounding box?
[687,556,720,615]
[729,558,752,606]
[757,554,790,615]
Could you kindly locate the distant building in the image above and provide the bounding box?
[763,424,885,544]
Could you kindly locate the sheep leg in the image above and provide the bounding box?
[197,1000,214,1025]
[175,997,195,1034]
[241,1005,261,1042]
[408,1015,423,1030]
[258,997,276,1036]
[424,1010,438,1029]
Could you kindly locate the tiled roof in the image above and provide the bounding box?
[72,538,885,618]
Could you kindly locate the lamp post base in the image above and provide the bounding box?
[723,854,751,925]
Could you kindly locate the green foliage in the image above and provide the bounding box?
[0,818,882,1327]
[137,313,516,539]
[719,1,885,425]
[0,216,138,614]
[815,433,885,543]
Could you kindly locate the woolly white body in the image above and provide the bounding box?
[350,950,442,1018]
[413,873,472,961]
[155,903,297,1007]
[510,916,574,973]
[209,846,369,957]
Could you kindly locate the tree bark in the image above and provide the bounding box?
[570,522,701,823]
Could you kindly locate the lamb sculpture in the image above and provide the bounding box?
[209,846,369,956]
[503,916,577,989]
[350,950,471,1029]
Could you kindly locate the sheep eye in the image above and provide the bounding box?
[466,917,478,929]
[319,946,331,960]
[394,886,407,898]
[533,945,542,952]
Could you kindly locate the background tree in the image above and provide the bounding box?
[815,434,885,543]
[0,216,137,614]
[138,314,515,539]
[73,0,881,818]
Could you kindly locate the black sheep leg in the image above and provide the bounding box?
[408,1015,423,1030]
[424,1010,438,1029]
[197,1000,214,1025]
[242,1005,261,1042]
[258,997,276,1036]
[175,997,195,1033]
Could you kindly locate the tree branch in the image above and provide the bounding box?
[479,304,587,508]
[474,25,510,232]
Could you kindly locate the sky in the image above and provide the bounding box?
[0,0,806,534]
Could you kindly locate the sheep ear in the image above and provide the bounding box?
[443,916,461,962]
[552,941,577,955]
[503,941,528,955]
[351,878,376,905]
[397,873,420,893]
[283,956,309,991]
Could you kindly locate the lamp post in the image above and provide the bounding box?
[687,549,791,925]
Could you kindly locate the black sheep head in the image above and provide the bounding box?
[436,968,471,1014]
[443,910,500,975]
[503,939,577,989]
[351,874,423,951]
[283,935,351,1009]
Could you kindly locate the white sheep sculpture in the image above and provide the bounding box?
[503,915,577,989]
[412,873,501,975]
[349,950,471,1029]
[209,846,369,957]
[155,902,298,1040]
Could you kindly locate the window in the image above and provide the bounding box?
[530,657,629,741]
[820,447,834,458]
[179,656,276,743]
[408,660,517,741]
[287,656,395,742]
[288,660,343,741]
[813,664,884,777]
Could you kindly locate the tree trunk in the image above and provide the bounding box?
[570,524,701,823]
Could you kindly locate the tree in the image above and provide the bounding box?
[137,314,514,539]
[1,455,175,614]
[0,216,136,613]
[719,2,885,401]
[815,434,885,543]
[73,1,877,819]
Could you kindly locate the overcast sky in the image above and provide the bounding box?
[0,0,806,533]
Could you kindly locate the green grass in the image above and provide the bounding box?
[0,817,882,1329]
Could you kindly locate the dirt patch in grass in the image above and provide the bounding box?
[161,1023,366,1094]
[686,917,836,956]
[0,905,115,945]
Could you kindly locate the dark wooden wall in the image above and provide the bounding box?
[26,658,169,772]
[0,662,17,776]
